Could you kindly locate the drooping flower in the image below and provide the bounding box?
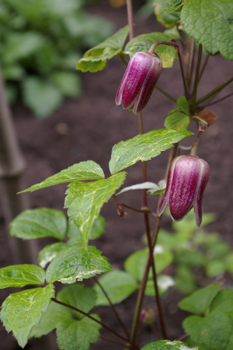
[158,155,210,226]
[115,51,162,114]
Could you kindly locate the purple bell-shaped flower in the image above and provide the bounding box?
[115,51,162,114]
[158,155,210,226]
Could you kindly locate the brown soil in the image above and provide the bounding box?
[0,1,233,349]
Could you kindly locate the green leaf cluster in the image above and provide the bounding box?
[180,287,233,350]
[0,0,114,116]
[142,340,197,349]
[163,0,233,60]
[165,96,190,131]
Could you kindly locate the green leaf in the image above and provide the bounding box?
[124,32,177,68]
[174,266,197,295]
[165,112,190,131]
[20,161,105,193]
[165,0,185,13]
[30,284,97,338]
[154,1,181,28]
[9,208,67,240]
[183,312,233,350]
[56,314,101,350]
[145,275,175,296]
[76,25,129,72]
[109,129,191,174]
[180,0,233,60]
[124,247,173,281]
[50,72,82,98]
[22,77,63,117]
[179,284,221,316]
[209,290,233,314]
[38,242,68,268]
[0,284,54,348]
[176,96,190,114]
[46,244,112,284]
[30,300,70,338]
[65,172,126,247]
[0,265,45,289]
[94,270,138,305]
[141,340,198,350]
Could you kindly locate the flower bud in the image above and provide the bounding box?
[115,52,162,114]
[158,155,210,226]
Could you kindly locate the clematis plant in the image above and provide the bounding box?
[0,1,233,350]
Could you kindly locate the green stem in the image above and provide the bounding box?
[94,276,130,340]
[191,44,202,112]
[52,298,132,345]
[200,92,233,108]
[155,86,176,102]
[148,40,179,54]
[178,50,188,98]
[196,75,233,105]
[190,124,206,156]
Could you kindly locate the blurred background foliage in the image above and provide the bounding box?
[0,0,114,117]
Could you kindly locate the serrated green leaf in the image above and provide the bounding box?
[38,242,68,268]
[46,244,112,284]
[145,275,175,296]
[0,284,54,348]
[179,284,221,316]
[31,284,97,339]
[22,77,63,118]
[94,270,138,306]
[165,112,190,131]
[124,247,173,281]
[181,0,233,60]
[142,340,198,350]
[30,301,71,338]
[76,25,129,72]
[9,208,67,240]
[0,265,45,289]
[155,1,181,28]
[109,129,191,174]
[56,314,101,350]
[124,32,177,68]
[20,161,105,193]
[65,172,126,247]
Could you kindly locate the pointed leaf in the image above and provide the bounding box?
[178,284,221,316]
[0,284,54,348]
[46,244,112,284]
[56,315,101,350]
[65,172,126,247]
[0,265,45,289]
[76,25,129,72]
[109,129,191,174]
[124,33,177,68]
[155,1,181,28]
[142,340,198,349]
[20,161,105,193]
[181,0,233,60]
[38,243,68,268]
[9,208,67,240]
[165,0,185,13]
[176,96,190,114]
[30,284,97,338]
[117,181,164,195]
[94,270,138,306]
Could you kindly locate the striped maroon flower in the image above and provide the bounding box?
[115,52,162,114]
[158,155,210,226]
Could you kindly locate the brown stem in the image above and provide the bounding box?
[191,44,202,113]
[119,203,158,218]
[113,194,124,217]
[126,0,134,40]
[94,276,130,340]
[186,36,195,97]
[199,53,210,82]
[99,335,127,347]
[178,50,188,98]
[200,92,233,108]
[51,298,129,343]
